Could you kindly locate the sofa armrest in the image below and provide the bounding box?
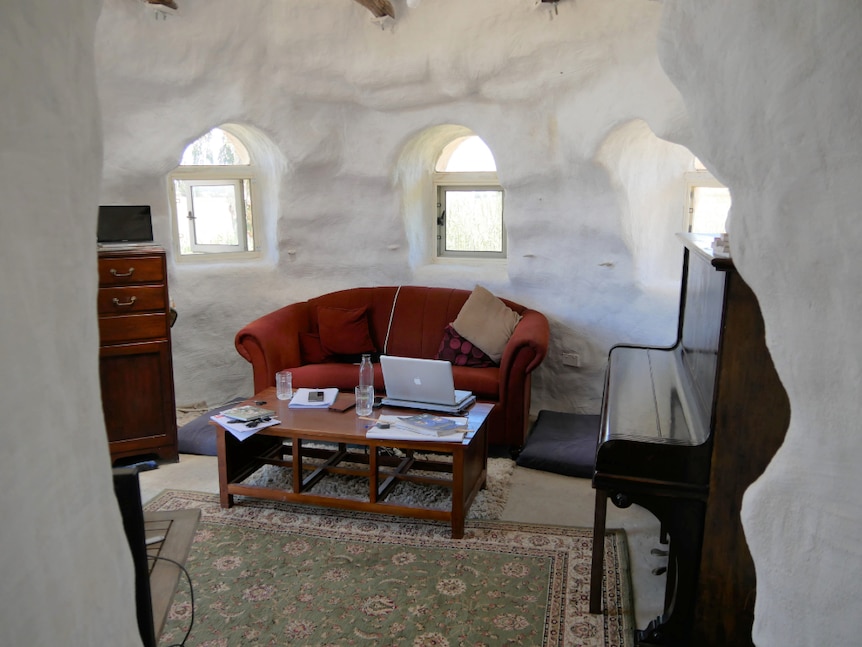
[500,309,550,377]
[490,308,549,447]
[496,308,549,403]
[234,302,311,392]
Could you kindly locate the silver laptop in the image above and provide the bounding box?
[380,356,476,413]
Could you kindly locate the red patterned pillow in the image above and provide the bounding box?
[436,324,497,368]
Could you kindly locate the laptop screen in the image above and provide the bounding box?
[381,356,471,405]
[97,205,154,244]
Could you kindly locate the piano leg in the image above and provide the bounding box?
[589,488,609,614]
[633,496,706,647]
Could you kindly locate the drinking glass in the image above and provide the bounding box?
[276,370,293,400]
[355,385,374,416]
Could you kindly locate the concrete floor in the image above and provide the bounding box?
[140,453,666,630]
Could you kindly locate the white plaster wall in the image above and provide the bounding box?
[5,1,861,645]
[0,2,142,645]
[95,0,690,413]
[658,1,862,644]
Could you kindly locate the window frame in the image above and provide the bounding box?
[684,168,730,234]
[169,130,262,263]
[433,170,506,261]
[175,177,250,254]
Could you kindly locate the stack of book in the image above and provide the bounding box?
[212,405,280,441]
[221,405,275,421]
[392,413,468,437]
[366,414,468,442]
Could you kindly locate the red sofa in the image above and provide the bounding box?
[234,286,549,449]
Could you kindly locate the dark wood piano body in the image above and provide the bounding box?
[590,233,790,646]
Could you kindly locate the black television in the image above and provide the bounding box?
[97,205,154,244]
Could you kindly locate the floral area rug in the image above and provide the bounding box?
[146,491,634,647]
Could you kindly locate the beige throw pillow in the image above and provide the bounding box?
[451,285,522,363]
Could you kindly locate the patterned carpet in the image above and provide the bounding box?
[146,491,634,646]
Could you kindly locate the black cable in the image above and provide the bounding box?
[147,553,194,647]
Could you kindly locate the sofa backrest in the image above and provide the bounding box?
[305,286,526,360]
[305,286,397,353]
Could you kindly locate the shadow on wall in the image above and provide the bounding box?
[596,118,695,290]
[395,123,476,269]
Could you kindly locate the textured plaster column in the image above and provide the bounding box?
[0,2,143,645]
[658,1,862,644]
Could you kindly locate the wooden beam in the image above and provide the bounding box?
[353,0,395,19]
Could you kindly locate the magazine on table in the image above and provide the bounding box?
[392,413,468,437]
[220,404,276,421]
[211,413,281,441]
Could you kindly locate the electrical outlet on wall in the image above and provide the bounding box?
[561,351,581,368]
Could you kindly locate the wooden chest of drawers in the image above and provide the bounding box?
[98,246,178,463]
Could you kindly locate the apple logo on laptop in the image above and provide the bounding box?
[413,377,422,385]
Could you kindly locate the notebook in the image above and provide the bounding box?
[380,355,476,414]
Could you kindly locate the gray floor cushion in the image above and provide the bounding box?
[516,410,600,479]
[177,397,247,456]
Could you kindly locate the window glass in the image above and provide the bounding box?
[434,136,505,259]
[686,158,730,234]
[689,185,731,234]
[439,188,504,254]
[180,128,250,166]
[170,126,258,259]
[436,136,497,172]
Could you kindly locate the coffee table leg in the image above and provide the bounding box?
[451,450,465,539]
[216,425,234,508]
[451,515,465,539]
[216,422,282,508]
[369,445,379,503]
[292,438,302,494]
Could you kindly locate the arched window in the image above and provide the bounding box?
[434,136,505,259]
[170,126,260,258]
[686,157,730,234]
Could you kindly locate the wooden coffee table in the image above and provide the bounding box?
[215,387,491,539]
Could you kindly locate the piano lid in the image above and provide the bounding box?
[603,346,710,447]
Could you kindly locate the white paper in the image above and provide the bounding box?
[288,387,340,408]
[211,413,281,441]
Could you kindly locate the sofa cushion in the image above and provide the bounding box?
[516,411,600,478]
[451,365,500,400]
[436,324,496,368]
[318,306,377,356]
[451,285,522,363]
[177,397,247,456]
[299,332,334,364]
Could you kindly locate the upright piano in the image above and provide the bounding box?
[589,233,790,646]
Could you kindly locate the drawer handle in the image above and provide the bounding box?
[112,296,137,307]
[110,267,135,278]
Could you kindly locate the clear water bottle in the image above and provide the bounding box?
[359,353,373,390]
